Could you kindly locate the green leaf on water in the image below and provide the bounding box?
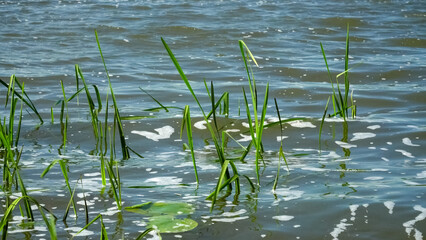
[126,202,197,234]
[148,215,197,233]
[125,202,194,216]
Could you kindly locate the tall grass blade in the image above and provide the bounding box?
[344,24,350,117]
[272,98,289,191]
[210,159,230,210]
[15,83,24,147]
[182,105,198,184]
[0,76,43,124]
[319,96,331,152]
[95,30,129,159]
[161,37,205,116]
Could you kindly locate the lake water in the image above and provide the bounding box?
[1,0,425,239]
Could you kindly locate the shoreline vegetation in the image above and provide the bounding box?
[0,27,355,239]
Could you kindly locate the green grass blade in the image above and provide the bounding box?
[15,83,24,147]
[183,105,198,185]
[0,76,43,124]
[344,24,350,116]
[161,37,206,117]
[92,85,102,112]
[136,228,154,240]
[140,87,169,112]
[319,96,331,152]
[70,214,103,240]
[95,30,129,160]
[272,98,289,191]
[206,92,229,119]
[210,159,230,211]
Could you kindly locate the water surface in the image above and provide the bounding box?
[1,0,425,239]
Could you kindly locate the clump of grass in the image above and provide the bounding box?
[0,76,57,239]
[239,40,269,185]
[319,25,357,149]
[320,25,356,121]
[162,38,246,210]
[95,30,130,160]
[0,196,57,240]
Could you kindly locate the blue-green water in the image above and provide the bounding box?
[1,1,425,239]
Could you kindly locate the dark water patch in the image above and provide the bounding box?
[388,38,426,48]
[320,17,367,29]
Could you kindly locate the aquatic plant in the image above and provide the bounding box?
[319,25,357,149]
[162,38,246,210]
[320,25,356,121]
[272,98,289,191]
[0,76,58,239]
[239,40,269,184]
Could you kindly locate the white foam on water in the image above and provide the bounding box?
[211,216,249,222]
[199,164,218,170]
[330,218,352,240]
[416,171,426,179]
[414,229,423,240]
[146,230,161,240]
[367,125,380,130]
[84,172,101,177]
[131,125,174,141]
[175,162,193,168]
[225,129,240,133]
[272,215,294,221]
[321,151,341,159]
[349,204,359,221]
[404,180,421,186]
[350,132,376,141]
[381,157,390,162]
[301,167,327,172]
[335,141,357,149]
[145,176,182,185]
[288,120,316,128]
[219,209,247,217]
[77,200,95,206]
[71,177,102,192]
[237,134,252,142]
[384,201,395,214]
[276,136,289,142]
[242,122,251,128]
[372,168,388,172]
[402,205,426,239]
[273,187,304,201]
[402,137,420,147]
[364,176,384,181]
[102,206,121,216]
[65,227,94,237]
[194,120,208,130]
[395,149,415,158]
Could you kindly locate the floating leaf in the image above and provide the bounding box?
[148,215,198,233]
[125,202,194,216]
